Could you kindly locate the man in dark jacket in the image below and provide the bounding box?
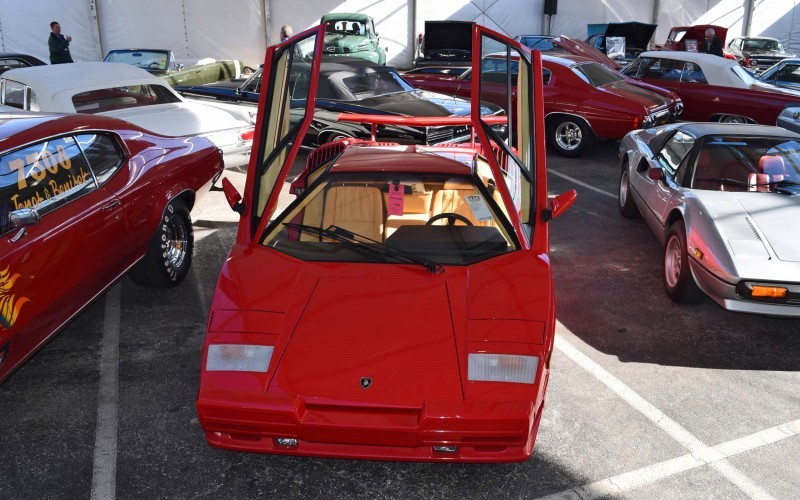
[48,21,74,64]
[702,28,723,57]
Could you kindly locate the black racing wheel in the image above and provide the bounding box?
[426,213,473,226]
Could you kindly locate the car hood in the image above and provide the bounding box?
[601,22,658,50]
[272,276,463,403]
[99,101,246,136]
[344,90,500,117]
[324,33,367,50]
[552,35,622,70]
[603,80,673,110]
[736,194,800,262]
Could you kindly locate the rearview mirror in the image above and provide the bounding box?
[648,167,664,181]
[221,178,245,215]
[546,189,577,221]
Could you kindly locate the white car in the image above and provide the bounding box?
[0,62,255,160]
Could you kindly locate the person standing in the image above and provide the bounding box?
[48,21,73,64]
[280,25,293,42]
[701,28,723,57]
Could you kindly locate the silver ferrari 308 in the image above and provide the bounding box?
[618,122,800,316]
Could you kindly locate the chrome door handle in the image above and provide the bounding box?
[101,200,121,211]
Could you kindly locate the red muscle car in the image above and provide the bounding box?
[0,112,222,383]
[403,53,682,157]
[196,24,577,462]
[622,51,800,124]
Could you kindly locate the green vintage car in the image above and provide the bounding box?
[320,13,387,65]
[102,49,245,87]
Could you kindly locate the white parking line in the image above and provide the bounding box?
[552,324,778,499]
[90,284,121,500]
[537,418,800,499]
[548,168,617,199]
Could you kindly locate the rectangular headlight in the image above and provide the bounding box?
[206,344,274,372]
[468,353,538,384]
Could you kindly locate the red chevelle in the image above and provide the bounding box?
[196,25,577,462]
[403,53,683,157]
[0,112,222,383]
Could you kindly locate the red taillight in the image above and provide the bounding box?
[240,128,255,142]
[632,115,641,129]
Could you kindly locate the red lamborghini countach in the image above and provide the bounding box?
[196,24,576,462]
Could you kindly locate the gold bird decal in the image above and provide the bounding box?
[0,266,29,330]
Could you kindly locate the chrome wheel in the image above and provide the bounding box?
[555,121,582,151]
[165,212,188,269]
[720,115,747,124]
[664,234,683,289]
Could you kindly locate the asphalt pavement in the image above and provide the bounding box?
[1,142,799,499]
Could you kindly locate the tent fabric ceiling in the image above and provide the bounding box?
[0,0,798,68]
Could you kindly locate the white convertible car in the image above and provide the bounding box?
[0,62,255,160]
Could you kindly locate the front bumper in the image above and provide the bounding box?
[197,392,542,462]
[690,259,800,317]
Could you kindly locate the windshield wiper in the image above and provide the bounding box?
[695,177,800,194]
[283,223,443,273]
[694,177,750,187]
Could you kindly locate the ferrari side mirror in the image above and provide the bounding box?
[648,167,664,181]
[544,189,577,222]
[221,177,245,215]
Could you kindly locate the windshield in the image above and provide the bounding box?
[743,39,783,52]
[731,65,758,86]
[691,136,800,194]
[319,67,415,100]
[572,62,624,87]
[104,50,170,71]
[325,20,365,36]
[262,171,518,265]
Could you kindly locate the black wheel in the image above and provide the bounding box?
[129,199,193,288]
[662,220,704,304]
[547,116,594,157]
[618,168,640,219]
[426,213,473,226]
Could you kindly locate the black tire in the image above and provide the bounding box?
[321,131,353,144]
[618,168,641,219]
[547,116,594,157]
[129,199,193,288]
[662,220,704,304]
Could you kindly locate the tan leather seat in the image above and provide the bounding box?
[431,179,484,225]
[384,183,433,237]
[322,185,385,241]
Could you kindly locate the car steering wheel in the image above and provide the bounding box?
[426,213,473,226]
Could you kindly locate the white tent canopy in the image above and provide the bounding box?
[0,0,798,68]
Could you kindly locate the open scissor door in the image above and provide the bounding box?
[242,25,324,242]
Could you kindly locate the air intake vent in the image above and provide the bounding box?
[719,217,761,241]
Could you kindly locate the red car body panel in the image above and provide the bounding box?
[626,74,800,124]
[197,24,572,462]
[403,54,681,140]
[0,113,222,383]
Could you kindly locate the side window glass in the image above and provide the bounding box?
[76,134,125,186]
[0,136,96,233]
[543,69,552,85]
[656,131,694,177]
[681,62,707,84]
[1,80,29,109]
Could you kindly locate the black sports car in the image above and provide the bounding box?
[0,53,46,76]
[175,59,503,147]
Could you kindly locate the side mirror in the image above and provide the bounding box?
[221,178,245,215]
[545,189,577,221]
[10,208,40,228]
[648,167,664,181]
